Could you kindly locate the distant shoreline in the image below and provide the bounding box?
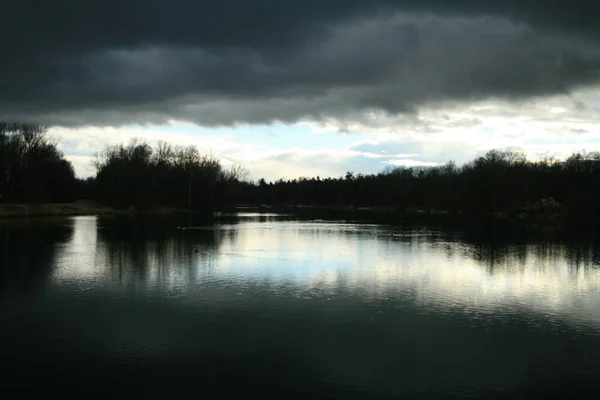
[0,201,197,219]
[252,204,590,228]
[0,202,591,229]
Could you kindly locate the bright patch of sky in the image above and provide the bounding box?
[52,88,600,182]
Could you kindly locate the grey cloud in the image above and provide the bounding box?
[2,1,600,127]
[573,99,589,111]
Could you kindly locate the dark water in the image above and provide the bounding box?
[2,214,600,398]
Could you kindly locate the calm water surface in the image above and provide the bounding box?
[2,214,600,398]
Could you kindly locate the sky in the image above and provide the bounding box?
[3,1,600,181]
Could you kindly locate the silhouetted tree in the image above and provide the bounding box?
[93,139,247,210]
[0,122,77,203]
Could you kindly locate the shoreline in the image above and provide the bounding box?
[250,204,597,228]
[0,201,197,219]
[1,202,594,229]
[0,201,113,219]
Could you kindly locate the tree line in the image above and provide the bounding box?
[244,150,600,221]
[91,139,248,210]
[2,121,600,221]
[0,122,248,209]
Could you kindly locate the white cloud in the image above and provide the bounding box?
[385,159,440,168]
[64,155,97,178]
[51,124,389,180]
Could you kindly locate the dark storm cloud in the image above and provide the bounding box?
[2,1,600,126]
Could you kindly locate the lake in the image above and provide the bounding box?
[1,213,600,398]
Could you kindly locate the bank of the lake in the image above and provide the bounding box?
[261,203,590,229]
[0,201,200,219]
[0,201,111,218]
[1,201,593,231]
